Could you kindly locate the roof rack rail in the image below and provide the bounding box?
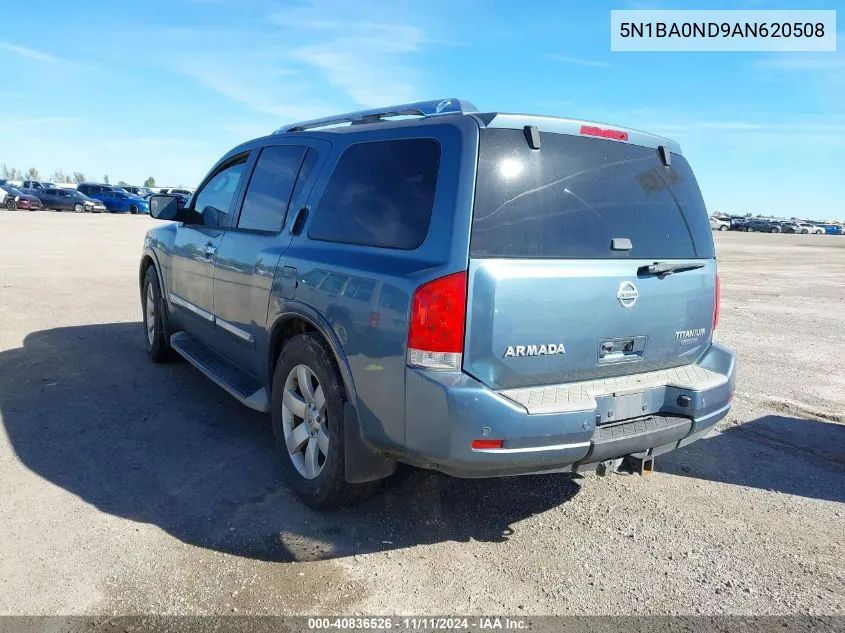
[275,98,478,134]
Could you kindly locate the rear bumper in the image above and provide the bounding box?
[400,343,736,477]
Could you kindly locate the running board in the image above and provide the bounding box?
[170,332,269,412]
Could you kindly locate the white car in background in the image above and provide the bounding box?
[793,222,825,235]
[709,216,730,231]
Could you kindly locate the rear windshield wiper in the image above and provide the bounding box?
[638,261,705,276]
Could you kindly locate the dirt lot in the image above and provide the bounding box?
[0,211,843,616]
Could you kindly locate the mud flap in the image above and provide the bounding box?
[344,402,397,483]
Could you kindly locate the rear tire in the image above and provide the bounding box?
[271,333,380,509]
[142,266,175,363]
[6,199,16,210]
[719,225,728,231]
[746,227,754,232]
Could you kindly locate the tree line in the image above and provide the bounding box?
[1,164,157,188]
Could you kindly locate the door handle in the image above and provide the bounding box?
[290,206,309,235]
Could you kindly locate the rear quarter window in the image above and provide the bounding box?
[471,129,714,259]
[308,138,441,250]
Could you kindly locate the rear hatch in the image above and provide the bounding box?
[464,125,716,390]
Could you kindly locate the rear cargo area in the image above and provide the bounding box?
[463,127,717,390]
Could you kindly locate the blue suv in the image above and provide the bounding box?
[140,99,736,508]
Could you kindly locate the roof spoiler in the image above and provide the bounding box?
[275,98,478,134]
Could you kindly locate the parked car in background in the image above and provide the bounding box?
[168,191,191,207]
[18,180,58,194]
[123,186,156,199]
[709,217,729,231]
[793,222,824,235]
[77,183,148,213]
[0,182,14,205]
[98,190,150,214]
[160,188,192,196]
[820,224,843,235]
[4,186,43,210]
[77,182,140,198]
[741,219,781,233]
[37,187,107,213]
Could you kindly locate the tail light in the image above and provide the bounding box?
[407,271,467,370]
[714,272,721,330]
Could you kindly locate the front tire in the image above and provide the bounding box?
[719,225,728,231]
[129,205,138,215]
[6,199,16,210]
[142,266,175,363]
[271,333,379,509]
[746,227,754,232]
[74,203,84,213]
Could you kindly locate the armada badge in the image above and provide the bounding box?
[504,343,566,358]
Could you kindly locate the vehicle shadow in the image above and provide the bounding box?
[660,415,845,504]
[0,323,580,563]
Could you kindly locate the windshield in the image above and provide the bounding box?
[471,128,715,259]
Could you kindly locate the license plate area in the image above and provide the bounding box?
[594,389,657,425]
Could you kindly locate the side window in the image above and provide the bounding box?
[237,145,306,232]
[308,138,441,250]
[191,157,248,227]
[45,188,58,195]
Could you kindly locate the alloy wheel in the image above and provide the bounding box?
[281,364,329,480]
[145,282,156,345]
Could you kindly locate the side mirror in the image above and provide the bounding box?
[149,194,184,221]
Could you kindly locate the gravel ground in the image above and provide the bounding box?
[0,212,843,616]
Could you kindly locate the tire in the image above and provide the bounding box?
[73,203,84,213]
[6,199,16,210]
[746,227,754,232]
[801,229,809,234]
[271,333,379,509]
[719,225,728,231]
[142,266,175,363]
[129,205,138,215]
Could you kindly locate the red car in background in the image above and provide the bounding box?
[2,186,44,210]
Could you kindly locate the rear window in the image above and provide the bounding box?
[308,138,441,250]
[471,129,714,259]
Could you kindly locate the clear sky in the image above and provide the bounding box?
[0,0,842,219]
